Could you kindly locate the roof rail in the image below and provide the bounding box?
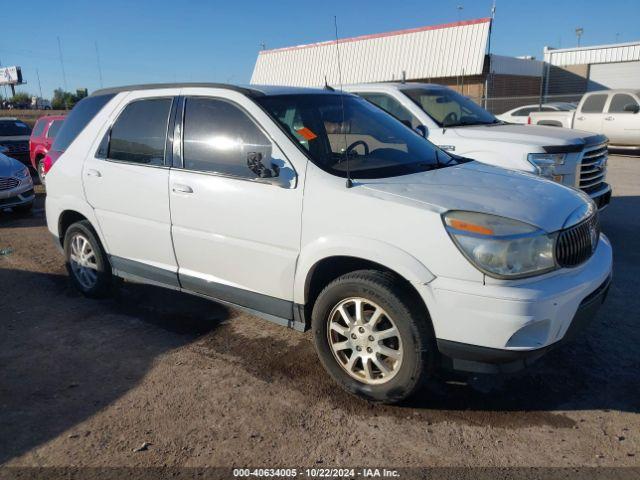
[90,82,264,97]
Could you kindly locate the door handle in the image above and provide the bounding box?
[576,116,585,121]
[172,183,193,194]
[604,116,614,121]
[86,169,102,177]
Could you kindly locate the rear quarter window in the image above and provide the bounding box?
[31,120,47,138]
[51,93,115,153]
[46,120,64,139]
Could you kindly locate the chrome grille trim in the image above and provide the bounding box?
[556,213,600,268]
[579,142,608,193]
[0,177,20,191]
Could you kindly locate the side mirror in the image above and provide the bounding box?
[247,152,280,178]
[415,125,428,138]
[623,103,640,113]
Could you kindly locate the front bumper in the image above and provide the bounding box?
[588,183,612,210]
[0,178,35,208]
[437,275,610,373]
[417,234,613,373]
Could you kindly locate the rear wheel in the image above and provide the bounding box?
[63,220,112,298]
[312,270,435,404]
[37,158,46,185]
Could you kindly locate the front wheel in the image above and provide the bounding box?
[312,270,436,404]
[63,220,112,298]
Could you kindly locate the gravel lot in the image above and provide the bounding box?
[0,155,638,469]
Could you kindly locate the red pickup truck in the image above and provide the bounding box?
[29,115,65,184]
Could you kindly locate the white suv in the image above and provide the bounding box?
[46,84,612,403]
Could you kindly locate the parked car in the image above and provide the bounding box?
[344,83,611,209]
[529,89,640,151]
[46,84,612,403]
[30,115,66,184]
[31,97,52,110]
[0,145,35,212]
[0,117,32,167]
[496,102,575,124]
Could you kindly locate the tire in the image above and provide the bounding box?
[63,220,112,298]
[37,158,46,185]
[312,270,436,404]
[13,202,33,213]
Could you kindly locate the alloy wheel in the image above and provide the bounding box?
[327,297,403,385]
[69,233,98,289]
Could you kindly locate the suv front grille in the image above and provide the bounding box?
[0,177,19,191]
[579,143,607,194]
[556,213,600,268]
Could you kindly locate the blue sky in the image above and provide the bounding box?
[1,0,638,99]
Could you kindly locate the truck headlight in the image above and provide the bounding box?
[527,153,566,181]
[443,211,557,279]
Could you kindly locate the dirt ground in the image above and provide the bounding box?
[0,155,638,470]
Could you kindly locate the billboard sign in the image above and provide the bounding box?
[0,66,23,86]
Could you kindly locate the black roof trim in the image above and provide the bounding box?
[90,83,264,98]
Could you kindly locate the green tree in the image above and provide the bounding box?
[10,92,32,107]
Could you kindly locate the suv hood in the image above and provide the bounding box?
[451,123,595,148]
[359,162,589,232]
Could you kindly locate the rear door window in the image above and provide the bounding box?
[580,94,608,113]
[32,119,47,137]
[46,120,63,138]
[51,93,115,153]
[108,98,173,166]
[181,97,272,178]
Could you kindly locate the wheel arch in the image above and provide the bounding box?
[295,237,435,325]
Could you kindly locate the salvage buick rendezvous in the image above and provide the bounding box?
[45,84,612,403]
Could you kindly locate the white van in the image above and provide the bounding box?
[46,84,612,403]
[344,83,612,209]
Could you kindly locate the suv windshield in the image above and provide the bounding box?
[403,88,499,127]
[0,120,31,136]
[257,94,456,179]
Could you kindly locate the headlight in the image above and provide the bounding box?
[527,153,566,181]
[14,167,30,179]
[443,211,557,279]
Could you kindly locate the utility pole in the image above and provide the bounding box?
[95,41,104,88]
[483,0,496,109]
[57,36,68,91]
[36,69,43,98]
[575,27,584,47]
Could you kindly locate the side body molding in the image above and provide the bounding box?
[294,235,436,304]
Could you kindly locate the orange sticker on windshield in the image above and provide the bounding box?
[296,127,317,140]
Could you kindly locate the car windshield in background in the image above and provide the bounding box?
[403,88,499,127]
[257,94,455,179]
[0,120,31,136]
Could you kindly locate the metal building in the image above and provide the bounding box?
[250,18,543,113]
[543,41,640,96]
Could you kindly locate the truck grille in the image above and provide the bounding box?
[0,177,20,191]
[579,143,607,194]
[556,213,600,268]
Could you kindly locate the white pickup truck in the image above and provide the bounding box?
[343,83,612,209]
[530,89,640,152]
